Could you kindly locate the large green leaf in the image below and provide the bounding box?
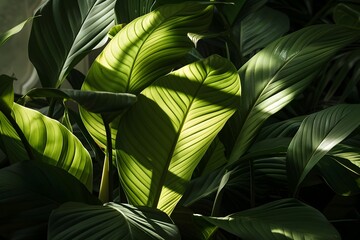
[0,161,99,240]
[29,0,116,88]
[287,104,360,194]
[116,55,240,214]
[228,25,360,163]
[0,103,93,190]
[80,2,213,148]
[48,202,180,240]
[200,198,340,240]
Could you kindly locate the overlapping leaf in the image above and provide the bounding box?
[116,55,240,214]
[48,202,180,240]
[228,25,360,163]
[287,104,360,194]
[29,0,116,88]
[0,103,93,190]
[200,198,340,240]
[80,2,213,148]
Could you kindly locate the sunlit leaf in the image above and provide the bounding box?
[200,198,340,240]
[29,0,116,88]
[0,161,99,240]
[81,2,213,148]
[287,104,360,194]
[48,202,180,240]
[0,103,93,190]
[228,25,360,163]
[116,55,240,214]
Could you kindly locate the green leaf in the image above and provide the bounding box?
[333,3,360,29]
[48,202,180,240]
[287,104,360,194]
[236,6,289,56]
[26,88,137,113]
[228,25,360,163]
[199,198,340,240]
[80,1,213,148]
[29,0,116,88]
[0,103,93,190]
[0,161,99,240]
[0,18,33,46]
[0,75,16,114]
[116,55,240,214]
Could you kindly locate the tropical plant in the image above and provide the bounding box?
[1,0,359,239]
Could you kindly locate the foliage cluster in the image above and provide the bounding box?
[0,0,360,239]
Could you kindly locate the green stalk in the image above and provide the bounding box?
[98,116,113,203]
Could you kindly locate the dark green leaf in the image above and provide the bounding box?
[0,161,99,240]
[0,75,16,114]
[29,0,116,88]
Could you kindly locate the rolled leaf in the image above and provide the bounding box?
[26,88,137,113]
[116,55,240,214]
[29,0,116,88]
[0,103,93,190]
[200,198,340,240]
[48,202,180,240]
[228,25,360,163]
[0,161,99,240]
[80,2,213,148]
[287,104,360,194]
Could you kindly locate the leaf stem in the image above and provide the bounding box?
[98,116,114,203]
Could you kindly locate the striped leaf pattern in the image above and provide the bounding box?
[0,103,93,190]
[229,25,360,163]
[116,55,240,214]
[29,0,116,88]
[287,104,360,193]
[80,2,213,148]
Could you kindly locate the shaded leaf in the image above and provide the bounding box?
[116,55,240,214]
[200,198,340,240]
[237,6,289,56]
[115,0,155,24]
[48,202,180,240]
[333,3,360,29]
[287,104,360,194]
[0,161,99,240]
[29,0,116,88]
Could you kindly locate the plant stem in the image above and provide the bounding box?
[98,117,114,203]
